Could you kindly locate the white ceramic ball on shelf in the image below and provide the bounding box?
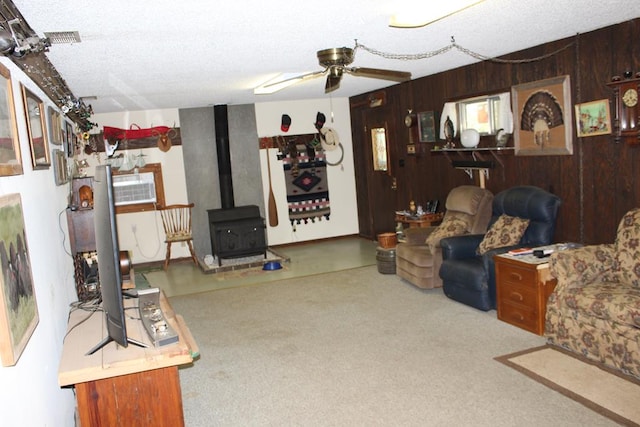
[460,128,480,148]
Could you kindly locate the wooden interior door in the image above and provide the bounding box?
[358,106,398,239]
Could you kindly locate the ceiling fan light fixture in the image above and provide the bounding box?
[389,0,485,28]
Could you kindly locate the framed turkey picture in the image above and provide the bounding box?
[512,75,573,156]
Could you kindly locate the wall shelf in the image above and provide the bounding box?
[431,147,514,186]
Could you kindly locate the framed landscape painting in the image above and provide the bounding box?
[575,99,611,137]
[0,193,38,366]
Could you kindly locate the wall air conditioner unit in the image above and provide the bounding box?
[112,172,156,206]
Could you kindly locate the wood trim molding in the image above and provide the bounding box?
[113,163,165,214]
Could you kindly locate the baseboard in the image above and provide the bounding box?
[271,234,368,249]
[132,257,193,270]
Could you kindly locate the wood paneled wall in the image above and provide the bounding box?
[350,19,640,245]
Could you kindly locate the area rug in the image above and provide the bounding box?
[496,345,640,426]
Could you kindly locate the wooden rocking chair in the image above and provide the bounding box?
[157,203,198,270]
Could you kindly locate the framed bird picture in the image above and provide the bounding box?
[512,75,573,156]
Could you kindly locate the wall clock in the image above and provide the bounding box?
[607,73,640,144]
[404,110,418,153]
[404,111,416,128]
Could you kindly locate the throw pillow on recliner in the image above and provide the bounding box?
[425,216,469,252]
[477,214,529,255]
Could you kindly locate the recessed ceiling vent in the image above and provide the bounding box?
[43,31,81,44]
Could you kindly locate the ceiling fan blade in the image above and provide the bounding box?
[258,70,326,93]
[325,75,342,93]
[325,67,343,93]
[348,67,412,82]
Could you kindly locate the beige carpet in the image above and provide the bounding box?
[496,345,640,426]
[168,266,620,426]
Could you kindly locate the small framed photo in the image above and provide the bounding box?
[418,111,437,142]
[575,99,612,137]
[52,149,69,185]
[47,106,63,145]
[64,120,75,158]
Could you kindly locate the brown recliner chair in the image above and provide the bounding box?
[395,186,493,289]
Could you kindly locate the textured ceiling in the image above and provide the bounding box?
[11,0,640,114]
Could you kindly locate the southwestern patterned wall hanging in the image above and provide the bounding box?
[260,133,331,226]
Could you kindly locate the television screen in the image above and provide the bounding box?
[86,165,145,355]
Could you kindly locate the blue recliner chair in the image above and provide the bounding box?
[438,186,561,311]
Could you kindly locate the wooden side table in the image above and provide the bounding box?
[494,253,557,335]
[58,290,198,426]
[395,212,443,228]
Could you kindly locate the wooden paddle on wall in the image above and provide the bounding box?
[266,148,278,227]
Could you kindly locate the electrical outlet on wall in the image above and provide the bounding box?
[131,224,137,233]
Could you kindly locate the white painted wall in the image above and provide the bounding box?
[0,61,360,425]
[89,110,191,265]
[255,98,359,245]
[87,98,359,262]
[0,58,77,425]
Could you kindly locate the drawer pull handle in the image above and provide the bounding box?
[508,272,523,281]
[510,291,524,301]
[511,313,524,321]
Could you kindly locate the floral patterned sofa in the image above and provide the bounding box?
[545,208,640,379]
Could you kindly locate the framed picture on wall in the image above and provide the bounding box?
[575,99,612,137]
[512,75,573,156]
[418,111,437,142]
[64,120,75,158]
[52,149,69,185]
[0,63,22,177]
[47,106,63,145]
[21,84,50,169]
[0,193,39,366]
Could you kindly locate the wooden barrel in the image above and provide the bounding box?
[376,247,396,274]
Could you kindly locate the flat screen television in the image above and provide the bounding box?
[86,164,146,355]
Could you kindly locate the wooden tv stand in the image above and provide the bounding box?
[58,290,198,426]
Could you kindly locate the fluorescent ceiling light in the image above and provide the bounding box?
[254,73,311,95]
[390,0,485,28]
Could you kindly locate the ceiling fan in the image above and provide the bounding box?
[260,47,412,94]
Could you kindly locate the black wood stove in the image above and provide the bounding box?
[207,105,267,266]
[208,205,266,266]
